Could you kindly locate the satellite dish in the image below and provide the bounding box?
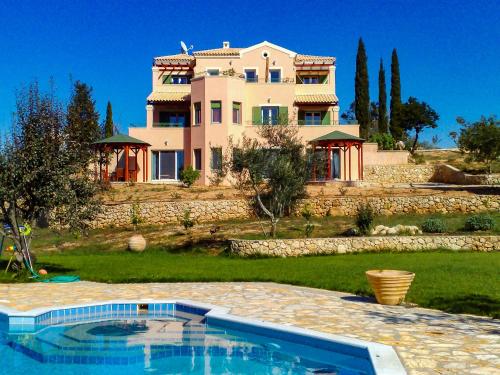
[180,41,188,53]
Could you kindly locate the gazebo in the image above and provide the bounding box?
[310,130,365,181]
[93,134,151,182]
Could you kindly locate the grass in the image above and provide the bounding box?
[0,248,498,318]
[414,149,500,174]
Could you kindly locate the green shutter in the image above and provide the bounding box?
[319,75,328,84]
[233,102,241,110]
[162,74,173,84]
[321,111,331,125]
[279,106,288,124]
[252,106,261,125]
[211,101,221,109]
[298,110,305,125]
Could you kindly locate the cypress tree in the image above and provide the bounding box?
[378,59,388,133]
[104,101,114,138]
[390,49,403,139]
[66,80,101,168]
[355,38,370,139]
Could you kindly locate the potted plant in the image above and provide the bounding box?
[365,269,415,305]
[128,202,146,252]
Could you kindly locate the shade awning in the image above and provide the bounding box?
[147,92,190,103]
[311,130,364,143]
[93,134,151,146]
[295,94,338,104]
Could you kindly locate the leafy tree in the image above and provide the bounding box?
[355,38,370,138]
[457,116,499,174]
[399,97,439,154]
[378,59,389,133]
[0,82,101,270]
[103,101,114,138]
[390,49,403,139]
[369,133,395,150]
[229,125,309,237]
[340,101,356,123]
[66,81,101,168]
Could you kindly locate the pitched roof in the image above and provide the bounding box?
[147,92,190,103]
[311,130,364,142]
[93,134,151,145]
[154,53,195,66]
[295,94,338,104]
[295,54,335,65]
[193,47,242,57]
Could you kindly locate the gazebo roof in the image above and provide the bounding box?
[311,130,364,143]
[93,134,151,146]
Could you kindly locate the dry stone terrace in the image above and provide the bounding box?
[0,282,498,374]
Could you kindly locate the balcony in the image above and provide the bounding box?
[154,83,191,94]
[295,83,333,96]
[153,122,189,128]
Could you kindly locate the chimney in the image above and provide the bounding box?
[223,41,230,49]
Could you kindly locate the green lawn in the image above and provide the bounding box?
[1,249,498,318]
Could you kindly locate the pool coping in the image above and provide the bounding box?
[0,299,407,375]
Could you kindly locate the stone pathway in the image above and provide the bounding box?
[0,282,498,374]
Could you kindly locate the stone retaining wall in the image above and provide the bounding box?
[92,199,252,228]
[92,194,500,228]
[364,165,437,184]
[230,235,500,257]
[434,164,500,185]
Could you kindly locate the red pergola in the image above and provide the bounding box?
[93,134,151,182]
[310,130,365,181]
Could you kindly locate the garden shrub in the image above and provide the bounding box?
[180,166,200,187]
[179,209,195,231]
[464,215,494,231]
[355,204,374,235]
[422,218,446,233]
[368,133,395,150]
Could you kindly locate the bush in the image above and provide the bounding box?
[422,218,446,233]
[180,166,200,187]
[464,215,494,231]
[355,204,374,235]
[179,209,195,231]
[368,133,395,150]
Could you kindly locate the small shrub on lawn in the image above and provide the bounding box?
[422,218,446,233]
[356,204,374,235]
[464,215,494,231]
[179,209,195,231]
[180,166,200,187]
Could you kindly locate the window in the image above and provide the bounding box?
[232,102,241,124]
[151,151,184,180]
[194,102,201,125]
[157,112,188,127]
[211,101,222,123]
[211,148,222,171]
[207,69,220,76]
[193,149,202,170]
[269,69,281,83]
[261,106,279,125]
[244,69,257,82]
[305,112,321,125]
[303,76,319,84]
[162,75,191,84]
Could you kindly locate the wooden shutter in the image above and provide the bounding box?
[252,106,261,125]
[279,106,288,124]
[321,111,331,125]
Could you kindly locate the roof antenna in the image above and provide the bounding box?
[180,41,194,54]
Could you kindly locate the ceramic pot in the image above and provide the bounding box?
[128,234,147,252]
[366,269,415,305]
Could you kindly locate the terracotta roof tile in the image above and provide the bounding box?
[147,92,190,103]
[295,94,338,104]
[193,48,242,57]
[295,54,335,65]
[154,54,195,66]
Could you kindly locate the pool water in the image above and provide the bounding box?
[0,309,374,375]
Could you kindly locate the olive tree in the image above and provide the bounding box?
[229,124,309,237]
[0,82,101,269]
[457,116,499,174]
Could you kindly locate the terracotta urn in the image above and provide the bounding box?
[128,234,147,252]
[365,269,415,305]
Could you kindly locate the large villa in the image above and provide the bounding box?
[96,41,406,185]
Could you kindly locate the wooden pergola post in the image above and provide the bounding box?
[357,144,361,180]
[327,144,332,180]
[348,143,352,181]
[124,145,129,182]
[142,147,146,182]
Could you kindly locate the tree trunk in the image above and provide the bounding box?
[411,130,420,154]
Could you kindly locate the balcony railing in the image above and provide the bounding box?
[246,120,342,126]
[153,122,190,128]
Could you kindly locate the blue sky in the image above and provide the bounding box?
[0,0,498,146]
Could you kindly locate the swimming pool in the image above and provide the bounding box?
[0,300,406,374]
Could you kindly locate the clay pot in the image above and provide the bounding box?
[128,234,147,252]
[366,269,415,305]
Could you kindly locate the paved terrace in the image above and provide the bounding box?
[0,282,498,374]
